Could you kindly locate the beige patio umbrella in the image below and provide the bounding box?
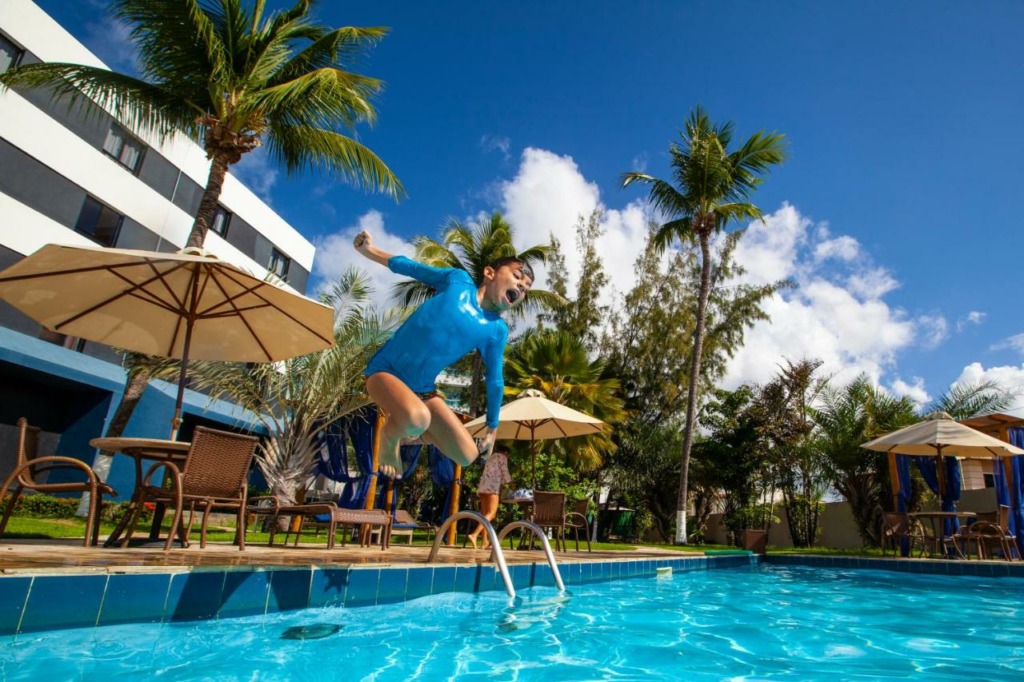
[861,411,1024,459]
[0,243,334,435]
[464,388,605,489]
[861,411,1024,507]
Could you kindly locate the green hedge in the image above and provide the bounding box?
[0,493,134,522]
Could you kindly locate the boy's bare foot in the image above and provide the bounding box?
[467,534,479,549]
[379,444,403,479]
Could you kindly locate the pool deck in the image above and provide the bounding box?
[0,537,693,575]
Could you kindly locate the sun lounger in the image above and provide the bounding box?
[248,498,391,549]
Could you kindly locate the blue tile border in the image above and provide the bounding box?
[764,553,1024,579]
[31,551,1021,636]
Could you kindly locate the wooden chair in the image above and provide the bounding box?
[0,418,117,547]
[121,426,259,551]
[880,512,924,558]
[565,498,592,552]
[531,491,568,551]
[962,505,1018,561]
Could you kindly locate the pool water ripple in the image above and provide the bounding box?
[2,565,1022,681]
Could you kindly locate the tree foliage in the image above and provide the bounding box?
[544,210,610,352]
[622,107,786,542]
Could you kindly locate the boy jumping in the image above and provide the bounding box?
[353,230,533,476]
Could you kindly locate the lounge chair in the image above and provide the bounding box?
[385,509,436,545]
[249,498,391,550]
[0,417,117,547]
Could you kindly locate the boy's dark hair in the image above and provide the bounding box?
[492,443,512,455]
[481,256,534,284]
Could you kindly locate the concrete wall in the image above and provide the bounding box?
[705,487,1001,548]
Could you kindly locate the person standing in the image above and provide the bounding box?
[467,443,513,549]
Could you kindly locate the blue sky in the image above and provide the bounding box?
[35,1,1024,411]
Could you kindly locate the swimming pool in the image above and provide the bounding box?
[3,564,1022,680]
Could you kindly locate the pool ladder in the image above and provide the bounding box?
[427,510,565,598]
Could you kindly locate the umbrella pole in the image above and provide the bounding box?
[170,330,192,440]
[531,437,537,491]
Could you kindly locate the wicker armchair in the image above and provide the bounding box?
[961,506,1018,561]
[531,491,568,551]
[121,426,259,551]
[880,512,924,558]
[0,418,117,547]
[565,498,592,552]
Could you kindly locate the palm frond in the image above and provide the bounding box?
[265,125,404,198]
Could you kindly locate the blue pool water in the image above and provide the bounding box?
[2,565,1022,681]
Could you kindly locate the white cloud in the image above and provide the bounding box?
[953,362,1024,415]
[957,310,987,331]
[232,146,279,201]
[499,147,648,319]
[991,333,1024,356]
[814,235,859,262]
[479,135,511,160]
[312,210,414,309]
[80,2,140,75]
[916,314,949,349]
[890,376,931,408]
[722,204,917,389]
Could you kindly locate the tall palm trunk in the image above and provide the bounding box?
[186,153,231,250]
[675,229,713,544]
[75,365,151,515]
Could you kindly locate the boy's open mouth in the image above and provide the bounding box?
[505,288,521,305]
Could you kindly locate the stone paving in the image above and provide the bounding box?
[0,536,690,575]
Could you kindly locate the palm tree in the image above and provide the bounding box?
[0,0,404,463]
[397,212,557,413]
[185,269,401,505]
[0,0,403,249]
[504,329,625,473]
[622,107,786,543]
[927,380,1017,420]
[813,376,918,545]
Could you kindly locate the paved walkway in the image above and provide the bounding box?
[0,537,692,575]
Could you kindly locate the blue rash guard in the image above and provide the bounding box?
[365,256,509,429]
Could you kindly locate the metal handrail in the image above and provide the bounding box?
[497,520,565,591]
[428,510,516,597]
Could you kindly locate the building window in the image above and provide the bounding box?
[983,473,996,489]
[210,205,231,237]
[102,123,145,173]
[268,248,290,280]
[0,34,22,75]
[74,196,123,246]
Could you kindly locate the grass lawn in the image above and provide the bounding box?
[3,515,881,557]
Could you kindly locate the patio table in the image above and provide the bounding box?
[908,511,977,558]
[90,436,190,547]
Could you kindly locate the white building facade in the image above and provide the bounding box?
[0,0,317,495]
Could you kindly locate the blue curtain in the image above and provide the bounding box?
[914,455,963,537]
[429,446,457,523]
[895,454,913,556]
[895,454,912,513]
[314,407,377,510]
[1009,427,1024,555]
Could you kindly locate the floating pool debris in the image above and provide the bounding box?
[281,623,343,640]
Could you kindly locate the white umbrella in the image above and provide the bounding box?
[465,388,605,489]
[0,243,334,435]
